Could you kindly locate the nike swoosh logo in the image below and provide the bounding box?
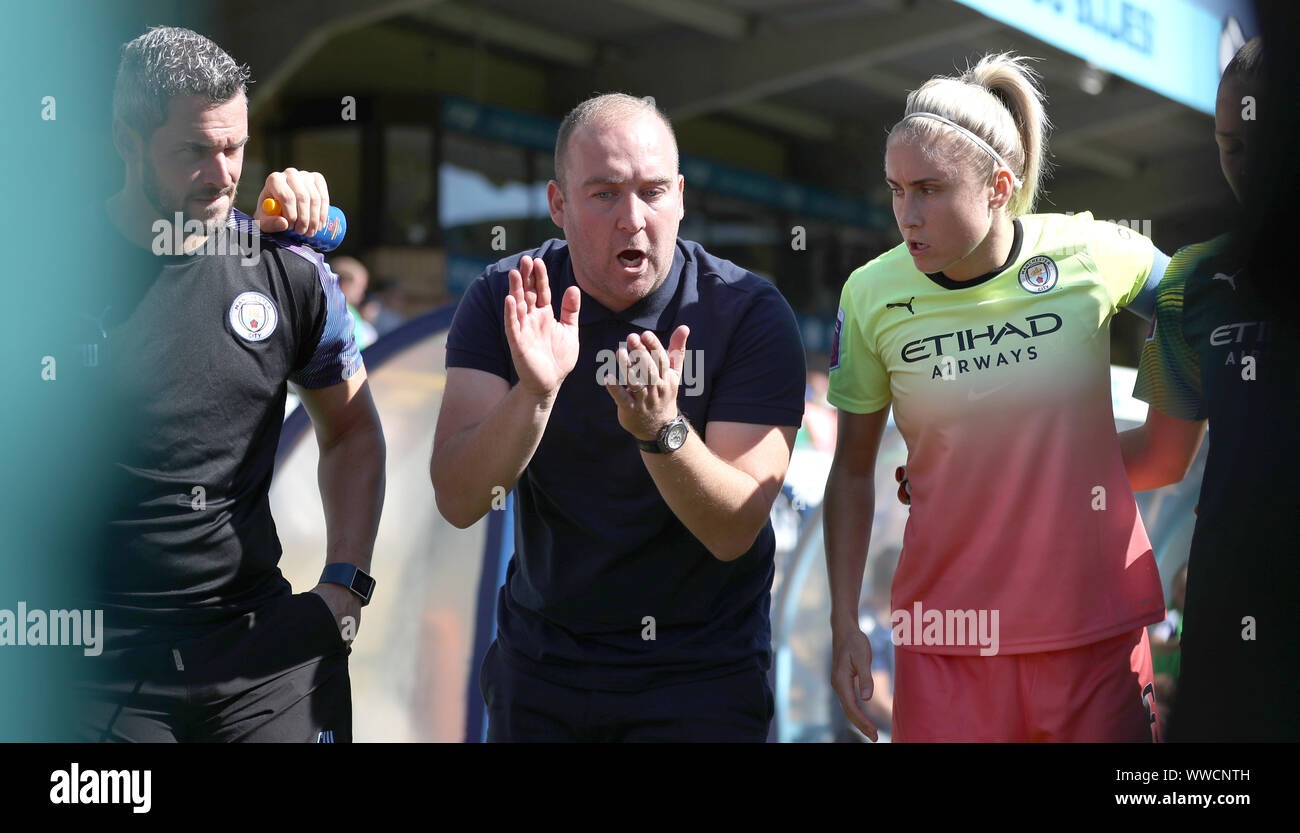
[967,382,1012,402]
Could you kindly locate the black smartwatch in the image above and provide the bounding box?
[637,415,690,454]
[319,563,376,606]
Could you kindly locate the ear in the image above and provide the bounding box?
[676,173,685,221]
[989,168,1015,212]
[112,119,141,177]
[547,179,565,229]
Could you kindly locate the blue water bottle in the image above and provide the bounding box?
[261,198,347,252]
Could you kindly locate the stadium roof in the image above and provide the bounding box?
[216,0,1254,243]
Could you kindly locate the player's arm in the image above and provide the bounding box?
[293,368,386,633]
[603,293,804,561]
[431,368,558,528]
[1119,406,1206,491]
[603,333,799,560]
[1125,247,1206,491]
[635,416,797,562]
[824,406,889,742]
[431,255,580,528]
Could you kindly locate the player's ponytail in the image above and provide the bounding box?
[890,52,1052,216]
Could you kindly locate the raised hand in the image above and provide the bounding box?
[504,255,581,398]
[254,167,330,236]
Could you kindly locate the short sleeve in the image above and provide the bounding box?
[1132,250,1207,421]
[826,278,891,414]
[288,250,363,389]
[704,285,806,427]
[1084,220,1158,311]
[445,270,511,380]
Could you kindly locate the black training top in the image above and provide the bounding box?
[75,208,360,634]
[445,238,807,691]
[1134,235,1300,740]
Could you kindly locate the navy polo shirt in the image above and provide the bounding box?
[445,238,806,691]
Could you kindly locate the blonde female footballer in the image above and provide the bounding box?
[825,53,1169,742]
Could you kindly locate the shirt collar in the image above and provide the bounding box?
[924,217,1024,291]
[574,243,685,330]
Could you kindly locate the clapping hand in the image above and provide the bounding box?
[603,326,690,441]
[504,255,582,398]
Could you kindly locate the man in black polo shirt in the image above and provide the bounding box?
[432,93,806,741]
[75,27,385,742]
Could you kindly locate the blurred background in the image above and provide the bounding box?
[217,0,1255,366]
[87,0,1255,367]
[9,0,1260,740]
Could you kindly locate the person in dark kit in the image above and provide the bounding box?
[1126,36,1298,742]
[77,26,385,742]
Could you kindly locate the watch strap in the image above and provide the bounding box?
[319,563,376,606]
[638,415,688,453]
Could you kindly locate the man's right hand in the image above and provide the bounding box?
[830,625,880,741]
[504,255,581,398]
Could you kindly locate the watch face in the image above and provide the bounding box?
[663,421,689,451]
[350,572,376,600]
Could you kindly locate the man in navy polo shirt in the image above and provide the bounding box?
[432,93,806,741]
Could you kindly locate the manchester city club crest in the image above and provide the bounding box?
[1018,255,1058,294]
[229,291,278,342]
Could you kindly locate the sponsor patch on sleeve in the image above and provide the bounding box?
[830,307,844,370]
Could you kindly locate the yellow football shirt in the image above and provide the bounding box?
[829,212,1166,654]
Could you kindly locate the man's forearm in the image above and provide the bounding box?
[824,469,874,632]
[318,412,386,570]
[432,383,555,528]
[639,429,776,561]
